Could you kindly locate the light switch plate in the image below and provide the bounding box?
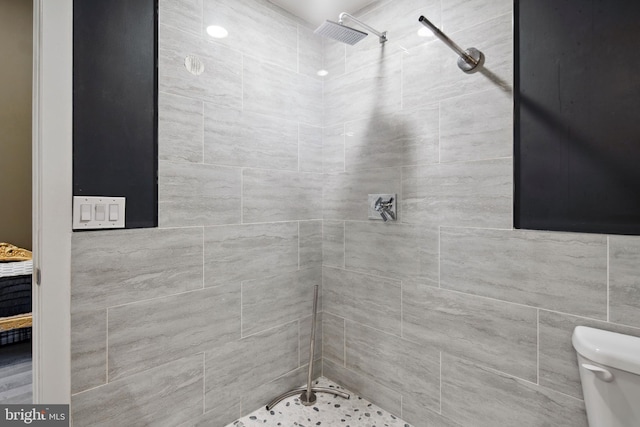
[73,196,126,230]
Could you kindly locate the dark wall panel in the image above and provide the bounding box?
[516,0,640,234]
[73,0,158,229]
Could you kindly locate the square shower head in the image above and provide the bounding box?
[314,20,368,45]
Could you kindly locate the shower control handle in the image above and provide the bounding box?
[374,196,396,222]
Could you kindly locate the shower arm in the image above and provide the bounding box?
[339,12,388,43]
[418,16,477,65]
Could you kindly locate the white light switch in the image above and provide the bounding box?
[95,204,106,221]
[73,196,126,230]
[109,204,119,221]
[80,204,92,222]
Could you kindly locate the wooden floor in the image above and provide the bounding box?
[0,341,32,403]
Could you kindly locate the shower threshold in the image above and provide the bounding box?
[226,377,413,427]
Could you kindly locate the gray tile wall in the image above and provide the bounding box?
[70,0,324,425]
[70,0,640,426]
[320,0,640,426]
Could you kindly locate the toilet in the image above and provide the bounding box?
[572,326,640,427]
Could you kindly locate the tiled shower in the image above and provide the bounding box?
[69,0,640,426]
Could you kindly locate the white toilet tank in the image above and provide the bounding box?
[572,326,640,427]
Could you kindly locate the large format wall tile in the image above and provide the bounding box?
[181,405,239,427]
[401,104,440,166]
[322,39,346,78]
[609,235,640,328]
[204,322,298,420]
[345,221,438,284]
[403,283,537,381]
[441,0,512,33]
[324,53,402,126]
[322,221,345,268]
[439,87,513,163]
[158,161,241,227]
[322,124,345,173]
[323,267,401,336]
[204,222,298,288]
[108,286,240,381]
[299,220,322,269]
[323,359,402,418]
[188,366,314,427]
[342,0,441,72]
[242,268,321,336]
[299,312,323,366]
[72,355,203,427]
[72,228,203,313]
[539,310,640,399]
[71,310,106,394]
[159,0,202,36]
[243,56,322,126]
[440,227,608,318]
[203,0,298,72]
[402,158,512,228]
[243,169,323,222]
[344,104,439,171]
[298,23,324,79]
[442,355,587,427]
[204,104,298,170]
[345,321,440,412]
[299,124,323,173]
[241,365,313,417]
[322,312,345,365]
[159,24,242,107]
[159,92,203,163]
[403,13,512,109]
[402,401,463,427]
[323,168,401,221]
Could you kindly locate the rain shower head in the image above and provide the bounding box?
[314,20,368,45]
[314,12,387,45]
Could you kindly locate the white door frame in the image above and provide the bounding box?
[32,0,72,403]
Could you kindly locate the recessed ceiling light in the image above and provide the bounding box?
[317,69,329,77]
[206,25,228,39]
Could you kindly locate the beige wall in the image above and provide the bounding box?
[0,0,32,250]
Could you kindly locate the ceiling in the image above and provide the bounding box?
[268,0,377,27]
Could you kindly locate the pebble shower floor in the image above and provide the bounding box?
[226,377,413,427]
